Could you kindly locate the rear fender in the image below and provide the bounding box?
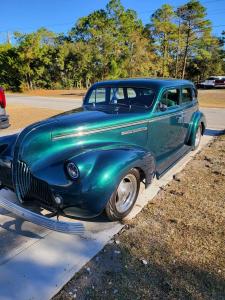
[186,111,206,146]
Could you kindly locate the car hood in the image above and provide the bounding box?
[50,106,148,140]
[9,105,149,173]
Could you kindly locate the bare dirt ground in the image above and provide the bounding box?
[8,88,225,108]
[9,88,86,100]
[54,135,225,300]
[198,89,225,108]
[3,104,60,133]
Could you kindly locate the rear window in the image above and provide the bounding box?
[158,89,180,110]
[85,86,156,109]
[181,88,193,104]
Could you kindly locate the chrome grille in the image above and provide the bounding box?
[17,161,31,198]
[16,161,56,210]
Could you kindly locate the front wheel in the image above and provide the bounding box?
[105,168,140,221]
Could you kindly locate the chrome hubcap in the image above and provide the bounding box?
[115,174,137,214]
[195,126,201,147]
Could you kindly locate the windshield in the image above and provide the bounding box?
[84,86,156,110]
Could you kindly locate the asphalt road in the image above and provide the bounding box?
[6,95,82,111]
[0,96,224,300]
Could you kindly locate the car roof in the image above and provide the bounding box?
[92,78,194,90]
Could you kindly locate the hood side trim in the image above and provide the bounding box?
[52,119,149,141]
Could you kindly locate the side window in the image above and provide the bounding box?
[181,88,193,104]
[158,88,180,111]
[127,88,136,99]
[110,87,125,102]
[88,88,106,103]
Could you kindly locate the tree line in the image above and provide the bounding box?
[0,0,224,91]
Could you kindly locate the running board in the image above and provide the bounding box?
[0,196,85,235]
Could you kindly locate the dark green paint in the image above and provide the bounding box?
[0,79,206,218]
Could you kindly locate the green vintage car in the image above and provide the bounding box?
[0,78,206,234]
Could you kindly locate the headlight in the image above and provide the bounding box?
[66,162,79,180]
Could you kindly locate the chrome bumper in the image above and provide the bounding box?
[0,196,85,235]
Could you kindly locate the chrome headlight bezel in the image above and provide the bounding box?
[66,162,79,180]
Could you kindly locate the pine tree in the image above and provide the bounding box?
[176,0,211,78]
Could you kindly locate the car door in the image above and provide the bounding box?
[149,87,184,174]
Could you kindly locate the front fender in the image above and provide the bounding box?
[187,111,206,146]
[0,133,19,189]
[0,133,18,157]
[73,145,155,187]
[47,145,155,217]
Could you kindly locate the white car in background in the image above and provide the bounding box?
[0,88,10,129]
[198,76,225,88]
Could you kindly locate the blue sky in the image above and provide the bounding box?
[0,0,225,43]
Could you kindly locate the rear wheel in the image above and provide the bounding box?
[105,168,140,221]
[193,124,202,150]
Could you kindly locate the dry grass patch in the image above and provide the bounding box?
[3,104,61,133]
[198,89,225,108]
[8,89,86,100]
[54,135,225,300]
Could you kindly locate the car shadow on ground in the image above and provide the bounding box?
[204,128,225,136]
[0,218,45,239]
[63,212,109,223]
